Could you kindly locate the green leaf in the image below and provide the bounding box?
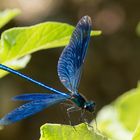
[40,123,107,140]
[132,121,140,140]
[0,55,31,77]
[95,105,132,140]
[0,9,20,29]
[91,30,102,36]
[0,22,101,63]
[95,83,140,140]
[0,21,101,77]
[115,83,140,131]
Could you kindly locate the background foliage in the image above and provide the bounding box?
[0,0,140,140]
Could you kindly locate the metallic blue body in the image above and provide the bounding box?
[0,16,95,125]
[0,64,67,96]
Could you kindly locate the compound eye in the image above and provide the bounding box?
[86,104,95,112]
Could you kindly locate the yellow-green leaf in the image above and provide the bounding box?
[94,83,140,140]
[0,9,20,29]
[0,21,101,77]
[132,121,140,140]
[40,123,107,140]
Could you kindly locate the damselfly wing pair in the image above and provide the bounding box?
[0,16,95,125]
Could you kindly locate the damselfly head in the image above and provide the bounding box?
[84,101,96,112]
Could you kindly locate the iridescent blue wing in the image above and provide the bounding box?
[12,93,70,101]
[57,16,92,93]
[0,94,69,125]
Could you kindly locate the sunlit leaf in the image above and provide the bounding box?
[0,22,101,63]
[91,30,102,36]
[0,9,20,29]
[132,121,140,140]
[40,123,107,140]
[0,55,31,77]
[95,105,132,140]
[115,83,140,131]
[94,83,140,140]
[0,21,101,77]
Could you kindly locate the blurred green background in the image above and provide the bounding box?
[0,0,140,140]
